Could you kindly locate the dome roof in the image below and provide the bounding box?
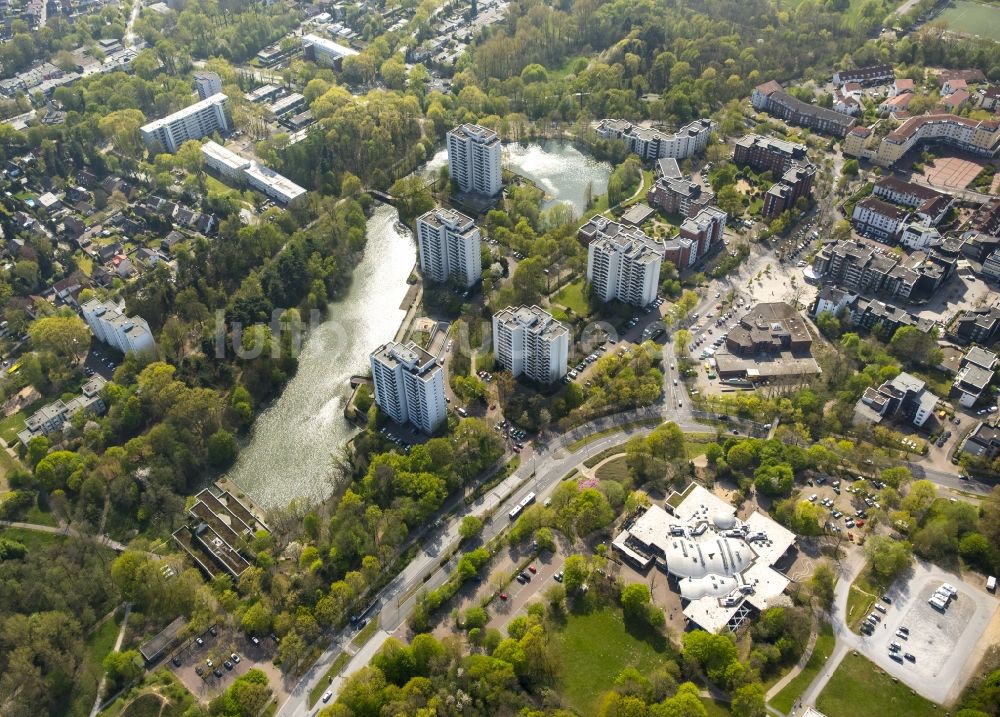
[713,512,737,529]
[664,536,752,580]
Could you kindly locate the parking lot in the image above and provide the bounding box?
[168,628,284,701]
[853,561,998,704]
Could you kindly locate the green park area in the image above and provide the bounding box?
[937,0,1000,41]
[554,604,672,715]
[816,652,940,717]
[769,623,835,713]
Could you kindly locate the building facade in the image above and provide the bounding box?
[678,206,727,266]
[763,164,815,220]
[733,134,808,174]
[447,123,502,197]
[583,217,665,307]
[302,34,359,68]
[646,177,715,218]
[81,299,156,354]
[493,305,569,383]
[751,81,857,136]
[194,71,223,100]
[370,341,447,434]
[847,114,1000,167]
[416,207,483,288]
[596,118,714,161]
[852,196,911,239]
[140,93,231,153]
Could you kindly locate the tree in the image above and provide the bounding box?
[731,682,766,717]
[207,429,237,467]
[98,108,146,156]
[459,515,484,541]
[717,185,743,216]
[889,326,941,367]
[28,315,90,365]
[864,535,912,583]
[842,159,860,176]
[102,650,143,691]
[809,562,837,611]
[621,583,652,621]
[562,555,589,594]
[815,310,842,339]
[682,630,738,683]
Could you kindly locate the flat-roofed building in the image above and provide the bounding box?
[416,207,482,288]
[493,305,569,383]
[596,118,714,161]
[370,340,447,433]
[81,298,156,355]
[302,33,359,68]
[17,375,107,446]
[679,206,727,266]
[855,371,938,427]
[733,134,808,174]
[647,176,715,218]
[268,92,306,117]
[583,216,665,307]
[953,347,997,408]
[447,123,502,197]
[200,141,306,204]
[172,487,269,580]
[140,93,231,153]
[193,71,222,100]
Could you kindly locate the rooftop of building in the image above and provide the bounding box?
[302,33,358,57]
[450,123,500,145]
[418,206,476,231]
[965,346,998,371]
[140,93,228,133]
[495,305,568,338]
[856,195,911,220]
[373,340,438,374]
[200,140,251,172]
[885,113,1000,143]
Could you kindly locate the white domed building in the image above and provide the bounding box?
[613,483,796,633]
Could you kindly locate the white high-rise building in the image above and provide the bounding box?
[416,207,482,288]
[193,71,223,100]
[585,218,665,307]
[81,299,156,355]
[493,306,569,383]
[370,341,447,434]
[140,93,231,153]
[447,123,502,197]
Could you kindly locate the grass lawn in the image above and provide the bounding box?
[75,251,94,277]
[553,280,590,317]
[769,623,835,714]
[308,651,351,707]
[554,604,672,715]
[0,448,24,491]
[0,409,29,445]
[0,526,63,551]
[846,569,882,632]
[701,697,732,716]
[24,503,58,527]
[349,618,379,650]
[816,652,940,717]
[87,609,124,667]
[937,0,1000,41]
[595,455,629,482]
[682,432,717,459]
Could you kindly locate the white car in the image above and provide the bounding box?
[322,691,333,703]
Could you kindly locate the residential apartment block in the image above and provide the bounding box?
[370,341,447,434]
[954,306,1000,345]
[492,305,569,383]
[416,207,482,288]
[81,299,156,355]
[852,196,911,239]
[302,33,359,69]
[193,71,222,100]
[646,176,715,218]
[596,118,714,162]
[751,81,857,136]
[447,123,502,197]
[677,207,726,267]
[763,163,816,220]
[140,93,231,154]
[733,134,808,174]
[582,217,665,307]
[833,64,894,86]
[813,239,954,302]
[855,372,938,427]
[952,347,997,408]
[201,141,306,205]
[872,177,952,226]
[845,114,1000,166]
[17,376,107,446]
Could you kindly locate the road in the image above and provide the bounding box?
[275,403,707,717]
[124,0,142,48]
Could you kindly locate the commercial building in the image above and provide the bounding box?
[872,177,952,226]
[81,299,156,355]
[714,303,820,381]
[733,134,808,174]
[193,71,222,100]
[370,341,447,434]
[447,123,502,197]
[612,483,795,633]
[492,305,569,383]
[415,207,482,288]
[852,196,911,240]
[595,118,714,161]
[952,347,997,408]
[646,176,715,218]
[762,163,816,220]
[582,217,665,307]
[751,81,857,136]
[139,93,231,153]
[846,114,1000,167]
[200,141,306,204]
[833,64,894,86]
[854,372,938,428]
[302,33,359,69]
[17,375,107,446]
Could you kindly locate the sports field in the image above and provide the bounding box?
[937,1,1000,41]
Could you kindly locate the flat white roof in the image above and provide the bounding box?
[243,163,307,203]
[303,33,358,58]
[141,93,227,133]
[200,140,250,172]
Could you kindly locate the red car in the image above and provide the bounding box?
[528,565,537,574]
[855,519,865,527]
[500,593,508,601]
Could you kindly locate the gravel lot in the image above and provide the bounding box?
[854,561,998,704]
